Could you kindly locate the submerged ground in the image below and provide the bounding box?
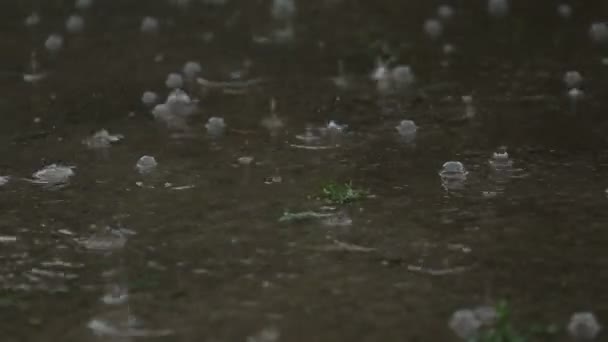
[1,0,608,341]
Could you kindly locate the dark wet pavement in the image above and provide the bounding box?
[1,1,608,341]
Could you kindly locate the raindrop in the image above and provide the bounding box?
[271,0,296,21]
[75,0,94,10]
[391,65,416,89]
[395,120,417,141]
[557,4,572,19]
[83,129,124,149]
[439,161,468,181]
[488,0,509,18]
[66,14,84,33]
[563,71,582,89]
[135,156,158,174]
[589,23,608,45]
[489,147,513,171]
[567,312,601,340]
[182,61,202,81]
[205,117,226,137]
[44,34,64,54]
[141,91,158,107]
[31,164,75,186]
[165,73,184,89]
[448,309,482,339]
[140,16,160,34]
[24,12,40,27]
[437,5,454,20]
[462,95,475,119]
[424,18,443,40]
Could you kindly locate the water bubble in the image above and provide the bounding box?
[182,61,202,80]
[424,18,443,40]
[391,65,416,89]
[488,0,509,17]
[24,12,40,27]
[489,147,513,171]
[205,117,226,137]
[75,0,94,10]
[590,22,608,45]
[395,120,417,140]
[271,0,296,21]
[443,43,455,55]
[135,156,157,174]
[557,4,572,19]
[165,73,184,89]
[66,14,84,33]
[564,71,582,89]
[140,16,160,34]
[31,164,75,186]
[44,34,64,54]
[141,91,158,107]
[448,309,482,339]
[567,312,601,340]
[437,5,454,20]
[165,88,197,118]
[83,129,124,149]
[0,176,10,186]
[439,161,467,181]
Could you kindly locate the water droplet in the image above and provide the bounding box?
[567,312,601,340]
[135,156,158,174]
[449,309,482,339]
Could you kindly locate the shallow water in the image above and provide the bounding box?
[2,1,608,341]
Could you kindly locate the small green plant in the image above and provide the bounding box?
[321,181,367,204]
[469,301,558,342]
